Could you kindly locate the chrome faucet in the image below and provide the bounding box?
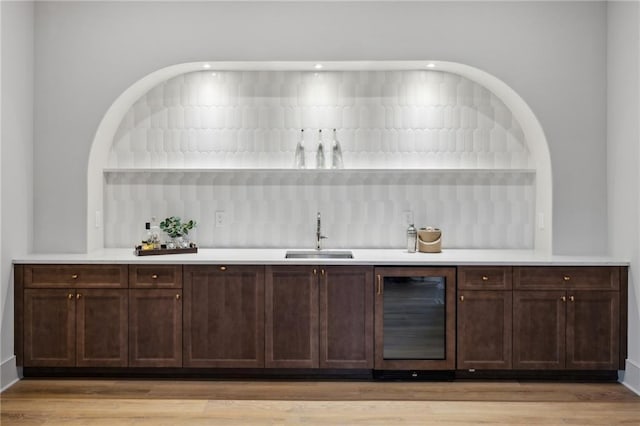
[316,212,327,250]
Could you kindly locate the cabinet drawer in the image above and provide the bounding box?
[514,267,619,291]
[129,265,182,289]
[24,265,128,289]
[458,266,512,290]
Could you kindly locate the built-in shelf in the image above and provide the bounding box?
[103,168,536,186]
[104,168,536,174]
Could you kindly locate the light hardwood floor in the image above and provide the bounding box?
[2,379,639,425]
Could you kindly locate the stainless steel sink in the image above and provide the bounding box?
[285,250,354,259]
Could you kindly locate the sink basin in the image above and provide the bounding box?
[285,250,354,259]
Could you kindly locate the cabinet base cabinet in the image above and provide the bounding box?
[129,290,182,367]
[457,291,512,370]
[183,266,265,368]
[24,289,128,368]
[320,266,374,369]
[265,266,318,368]
[24,289,75,367]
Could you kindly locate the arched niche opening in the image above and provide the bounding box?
[88,61,552,252]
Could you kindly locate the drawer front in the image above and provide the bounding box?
[24,265,128,289]
[514,267,619,291]
[129,265,182,289]
[458,266,512,290]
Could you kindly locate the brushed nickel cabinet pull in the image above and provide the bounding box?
[569,295,575,302]
[460,295,465,302]
[313,269,317,275]
[76,293,82,299]
[376,275,382,295]
[176,294,181,300]
[321,269,325,276]
[561,296,567,302]
[67,293,74,300]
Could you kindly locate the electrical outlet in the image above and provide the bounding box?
[402,210,414,225]
[215,211,226,228]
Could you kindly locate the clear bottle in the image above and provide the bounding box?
[316,129,325,169]
[294,129,306,169]
[149,217,161,249]
[331,128,343,169]
[406,223,417,253]
[141,222,153,250]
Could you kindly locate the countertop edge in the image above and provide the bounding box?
[11,249,630,267]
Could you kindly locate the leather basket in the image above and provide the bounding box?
[417,228,442,253]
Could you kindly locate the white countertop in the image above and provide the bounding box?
[11,248,629,266]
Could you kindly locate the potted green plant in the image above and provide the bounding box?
[159,216,197,248]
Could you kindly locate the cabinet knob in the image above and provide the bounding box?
[151,274,158,279]
[219,266,227,271]
[376,275,382,295]
[561,296,567,302]
[321,269,325,276]
[67,293,74,300]
[569,295,575,302]
[460,295,465,302]
[176,294,181,300]
[76,293,82,299]
[563,275,571,281]
[481,276,489,281]
[313,269,317,275]
[71,274,78,280]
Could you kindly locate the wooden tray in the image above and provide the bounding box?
[134,247,198,256]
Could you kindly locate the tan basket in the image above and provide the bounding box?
[417,228,442,253]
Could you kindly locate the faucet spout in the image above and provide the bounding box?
[316,212,327,250]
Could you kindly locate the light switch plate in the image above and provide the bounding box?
[215,211,226,227]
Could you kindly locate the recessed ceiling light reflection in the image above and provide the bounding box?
[314,63,323,70]
[203,64,211,69]
[426,63,436,68]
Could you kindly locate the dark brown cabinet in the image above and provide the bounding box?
[129,265,183,367]
[184,265,265,368]
[374,267,456,370]
[457,266,513,370]
[265,265,374,369]
[513,267,621,370]
[265,265,318,368]
[23,288,128,367]
[319,266,374,369]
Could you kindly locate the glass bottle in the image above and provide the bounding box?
[294,129,306,169]
[149,217,161,249]
[141,222,153,250]
[331,128,343,169]
[316,129,325,169]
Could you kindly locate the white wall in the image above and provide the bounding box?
[33,0,607,255]
[0,1,34,389]
[607,0,640,394]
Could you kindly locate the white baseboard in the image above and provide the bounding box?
[622,359,640,396]
[1,356,20,392]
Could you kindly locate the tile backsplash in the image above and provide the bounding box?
[105,69,534,249]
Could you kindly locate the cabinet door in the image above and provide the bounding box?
[457,290,512,370]
[265,266,318,368]
[76,289,128,367]
[24,289,75,367]
[566,291,620,370]
[129,289,182,367]
[513,290,566,370]
[319,266,374,369]
[374,267,456,370]
[184,265,264,368]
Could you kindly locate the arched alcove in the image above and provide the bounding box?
[87,61,552,252]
